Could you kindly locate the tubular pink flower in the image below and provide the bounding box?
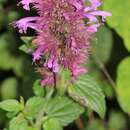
[32,46,44,62]
[89,11,112,21]
[14,17,40,33]
[15,0,111,86]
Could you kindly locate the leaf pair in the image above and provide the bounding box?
[0,96,84,130]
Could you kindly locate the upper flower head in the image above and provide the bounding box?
[15,0,111,86]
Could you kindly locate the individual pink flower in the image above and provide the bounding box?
[14,0,111,86]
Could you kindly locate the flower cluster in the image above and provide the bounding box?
[14,0,111,86]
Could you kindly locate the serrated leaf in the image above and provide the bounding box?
[23,97,45,119]
[6,112,18,119]
[43,118,63,130]
[116,57,130,113]
[33,80,45,97]
[103,0,130,52]
[0,99,21,113]
[68,74,106,118]
[92,26,113,63]
[45,96,84,126]
[9,114,28,130]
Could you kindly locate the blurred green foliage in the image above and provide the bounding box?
[103,0,130,52]
[116,57,130,113]
[0,0,38,128]
[0,78,18,100]
[0,0,130,130]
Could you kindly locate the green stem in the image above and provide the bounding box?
[35,88,54,130]
[35,107,45,130]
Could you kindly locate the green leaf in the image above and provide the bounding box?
[0,7,7,26]
[43,118,63,130]
[6,112,18,119]
[9,114,28,130]
[68,74,106,118]
[20,36,34,53]
[0,109,6,124]
[0,0,7,4]
[0,78,18,100]
[3,128,8,130]
[12,58,24,77]
[21,36,33,45]
[0,99,21,113]
[108,111,126,130]
[23,97,45,119]
[98,80,114,99]
[92,26,113,63]
[45,96,84,126]
[86,58,114,99]
[0,33,9,51]
[86,119,105,130]
[116,57,130,113]
[7,11,19,22]
[19,45,29,53]
[28,127,37,130]
[33,80,45,97]
[103,0,130,52]
[0,51,14,70]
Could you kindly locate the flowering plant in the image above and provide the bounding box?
[0,0,112,130]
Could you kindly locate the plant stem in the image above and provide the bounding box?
[75,118,84,130]
[93,56,116,88]
[35,88,54,130]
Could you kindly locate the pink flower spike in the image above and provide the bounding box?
[14,0,112,87]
